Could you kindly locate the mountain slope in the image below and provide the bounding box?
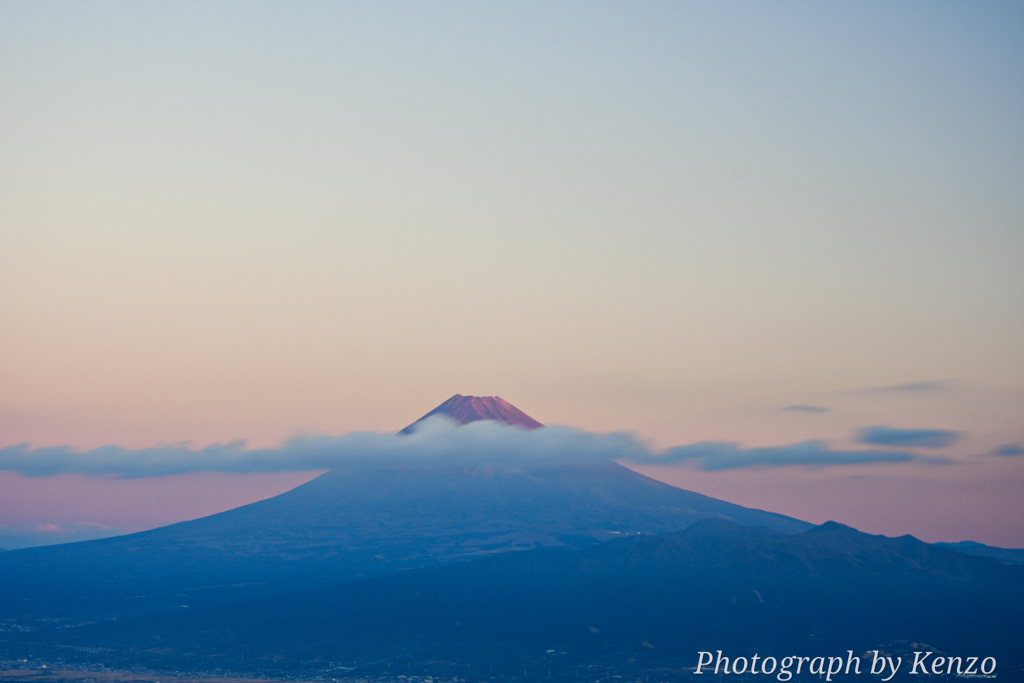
[0,396,811,625]
[0,460,810,622]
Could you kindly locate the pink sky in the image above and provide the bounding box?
[1,3,1022,549]
[2,382,1023,548]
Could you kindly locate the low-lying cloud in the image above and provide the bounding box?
[0,417,945,478]
[782,405,831,413]
[857,426,961,449]
[0,522,122,550]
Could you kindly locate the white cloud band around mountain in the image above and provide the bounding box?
[0,416,940,478]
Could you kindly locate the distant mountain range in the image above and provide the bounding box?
[935,540,1024,564]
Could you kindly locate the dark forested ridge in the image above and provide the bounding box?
[10,519,1023,680]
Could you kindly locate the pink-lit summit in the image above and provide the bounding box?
[399,394,544,434]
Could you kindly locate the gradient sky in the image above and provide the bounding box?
[1,1,1022,549]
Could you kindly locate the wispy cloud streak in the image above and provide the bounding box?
[861,380,956,394]
[857,426,961,449]
[643,440,919,471]
[782,405,831,413]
